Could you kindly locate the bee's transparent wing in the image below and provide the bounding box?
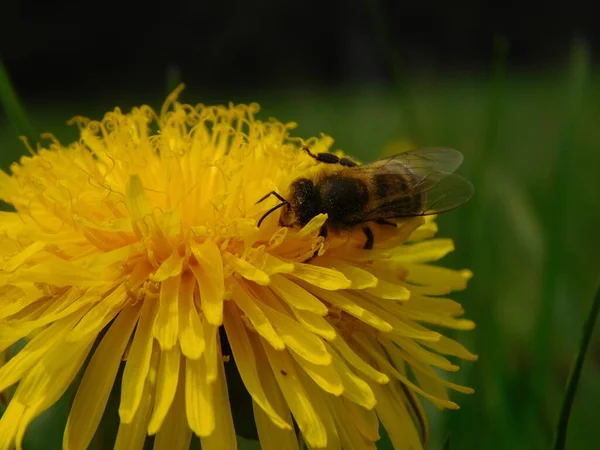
[348,147,473,221]
[359,147,465,175]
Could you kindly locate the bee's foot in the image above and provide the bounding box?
[362,226,374,250]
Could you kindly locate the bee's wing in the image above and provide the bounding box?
[363,171,474,219]
[358,147,465,174]
[349,147,473,221]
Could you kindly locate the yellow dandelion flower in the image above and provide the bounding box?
[0,85,476,450]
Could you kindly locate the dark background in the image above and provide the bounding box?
[1,0,597,100]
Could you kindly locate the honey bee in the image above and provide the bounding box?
[256,146,473,250]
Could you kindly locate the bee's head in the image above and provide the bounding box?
[281,177,319,228]
[278,202,294,227]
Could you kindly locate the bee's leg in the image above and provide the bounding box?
[302,146,357,167]
[375,218,397,228]
[362,226,374,250]
[319,224,328,239]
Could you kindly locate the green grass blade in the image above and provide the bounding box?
[0,59,36,144]
[552,281,600,450]
[443,432,452,450]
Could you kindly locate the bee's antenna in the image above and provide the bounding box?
[255,191,289,227]
[257,202,288,228]
[256,190,288,205]
[302,146,318,160]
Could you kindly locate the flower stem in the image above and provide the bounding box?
[552,280,600,450]
[0,58,36,143]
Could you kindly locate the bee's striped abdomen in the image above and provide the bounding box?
[372,169,423,216]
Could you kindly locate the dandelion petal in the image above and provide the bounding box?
[190,240,225,325]
[148,346,181,435]
[178,273,205,360]
[270,274,328,315]
[203,322,219,384]
[151,250,184,282]
[65,306,139,450]
[3,241,45,272]
[261,342,327,448]
[114,370,155,450]
[327,339,389,384]
[0,309,88,393]
[292,308,337,341]
[153,276,181,350]
[232,257,270,285]
[341,398,380,441]
[120,300,156,423]
[390,238,455,263]
[153,363,192,450]
[307,285,392,333]
[253,400,299,450]
[257,299,331,366]
[291,263,351,290]
[185,356,215,436]
[0,401,25,450]
[125,174,154,238]
[316,259,378,289]
[330,350,376,409]
[404,263,472,290]
[223,303,289,429]
[199,353,237,450]
[363,279,410,300]
[292,355,343,396]
[370,382,423,450]
[232,284,284,350]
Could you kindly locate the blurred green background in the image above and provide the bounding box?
[1,1,600,449]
